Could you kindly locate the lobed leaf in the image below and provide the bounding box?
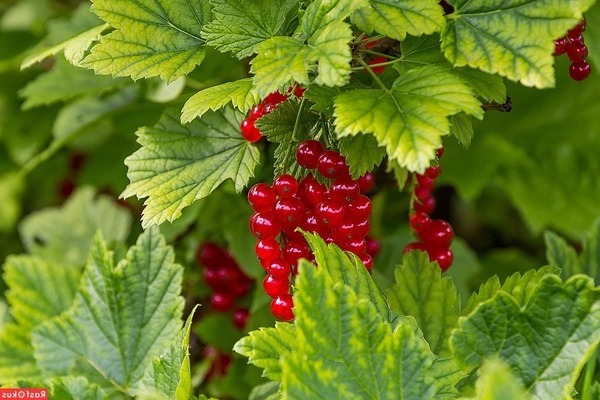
[121,107,260,228]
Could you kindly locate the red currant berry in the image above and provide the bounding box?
[416,174,435,190]
[263,274,290,297]
[263,91,288,105]
[231,280,251,297]
[274,197,305,228]
[567,41,588,62]
[282,239,312,266]
[267,258,292,280]
[352,219,370,238]
[316,200,346,228]
[366,237,380,257]
[346,195,372,222]
[296,140,325,169]
[554,37,569,56]
[300,211,324,235]
[436,147,444,159]
[303,179,328,207]
[249,104,266,120]
[569,60,591,81]
[255,238,281,262]
[210,292,234,311]
[414,196,436,215]
[232,308,250,330]
[248,183,276,212]
[293,85,305,97]
[240,118,262,142]
[409,211,432,232]
[417,219,454,248]
[342,236,367,254]
[196,242,225,268]
[273,174,299,198]
[271,294,294,321]
[568,17,586,37]
[317,151,349,179]
[567,31,583,43]
[368,56,387,74]
[424,165,441,179]
[358,252,374,271]
[357,172,375,193]
[429,248,454,271]
[403,241,428,254]
[250,212,281,238]
[329,179,360,203]
[414,185,431,203]
[337,221,355,241]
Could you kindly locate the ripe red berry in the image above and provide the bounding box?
[346,195,372,222]
[271,294,294,321]
[414,196,436,215]
[300,211,324,235]
[424,165,440,179]
[317,151,349,179]
[255,238,281,262]
[365,237,380,257]
[352,219,370,237]
[196,242,225,268]
[296,140,325,169]
[358,252,374,271]
[274,197,305,228]
[293,85,305,97]
[273,174,299,198]
[409,212,432,232]
[267,258,292,280]
[282,239,312,266]
[342,236,367,254]
[414,185,431,203]
[210,292,234,311]
[248,183,276,212]
[417,219,454,248]
[264,92,288,105]
[316,200,346,228]
[263,274,290,297]
[357,173,375,193]
[232,308,250,330]
[249,104,266,120]
[567,41,588,62]
[329,179,360,203]
[302,178,328,207]
[250,212,281,238]
[368,56,387,74]
[568,17,587,37]
[429,248,454,271]
[416,174,435,190]
[569,60,591,81]
[554,37,569,56]
[240,118,262,142]
[403,241,428,254]
[436,147,444,159]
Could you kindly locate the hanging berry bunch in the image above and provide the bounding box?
[248,139,379,321]
[404,148,455,271]
[554,17,591,81]
[196,242,252,329]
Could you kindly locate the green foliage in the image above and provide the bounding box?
[122,107,260,228]
[32,228,185,396]
[461,358,531,400]
[334,65,482,172]
[441,0,593,88]
[546,221,600,280]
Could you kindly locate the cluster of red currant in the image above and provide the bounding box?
[248,140,379,320]
[554,18,591,81]
[240,87,305,142]
[196,242,252,330]
[403,148,454,271]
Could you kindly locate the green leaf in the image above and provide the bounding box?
[50,377,106,400]
[121,107,260,228]
[546,221,600,281]
[181,78,259,123]
[202,0,297,58]
[351,0,445,41]
[19,187,132,267]
[19,56,124,110]
[0,256,80,382]
[0,171,24,233]
[139,306,198,400]
[385,251,460,357]
[302,0,368,37]
[339,134,385,178]
[32,228,185,393]
[249,382,281,400]
[449,113,474,148]
[234,322,297,381]
[451,274,600,400]
[21,23,109,69]
[334,65,482,172]
[441,0,593,88]
[461,358,531,400]
[308,20,354,87]
[83,0,210,83]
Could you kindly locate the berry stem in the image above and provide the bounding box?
[354,56,389,92]
[581,346,598,400]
